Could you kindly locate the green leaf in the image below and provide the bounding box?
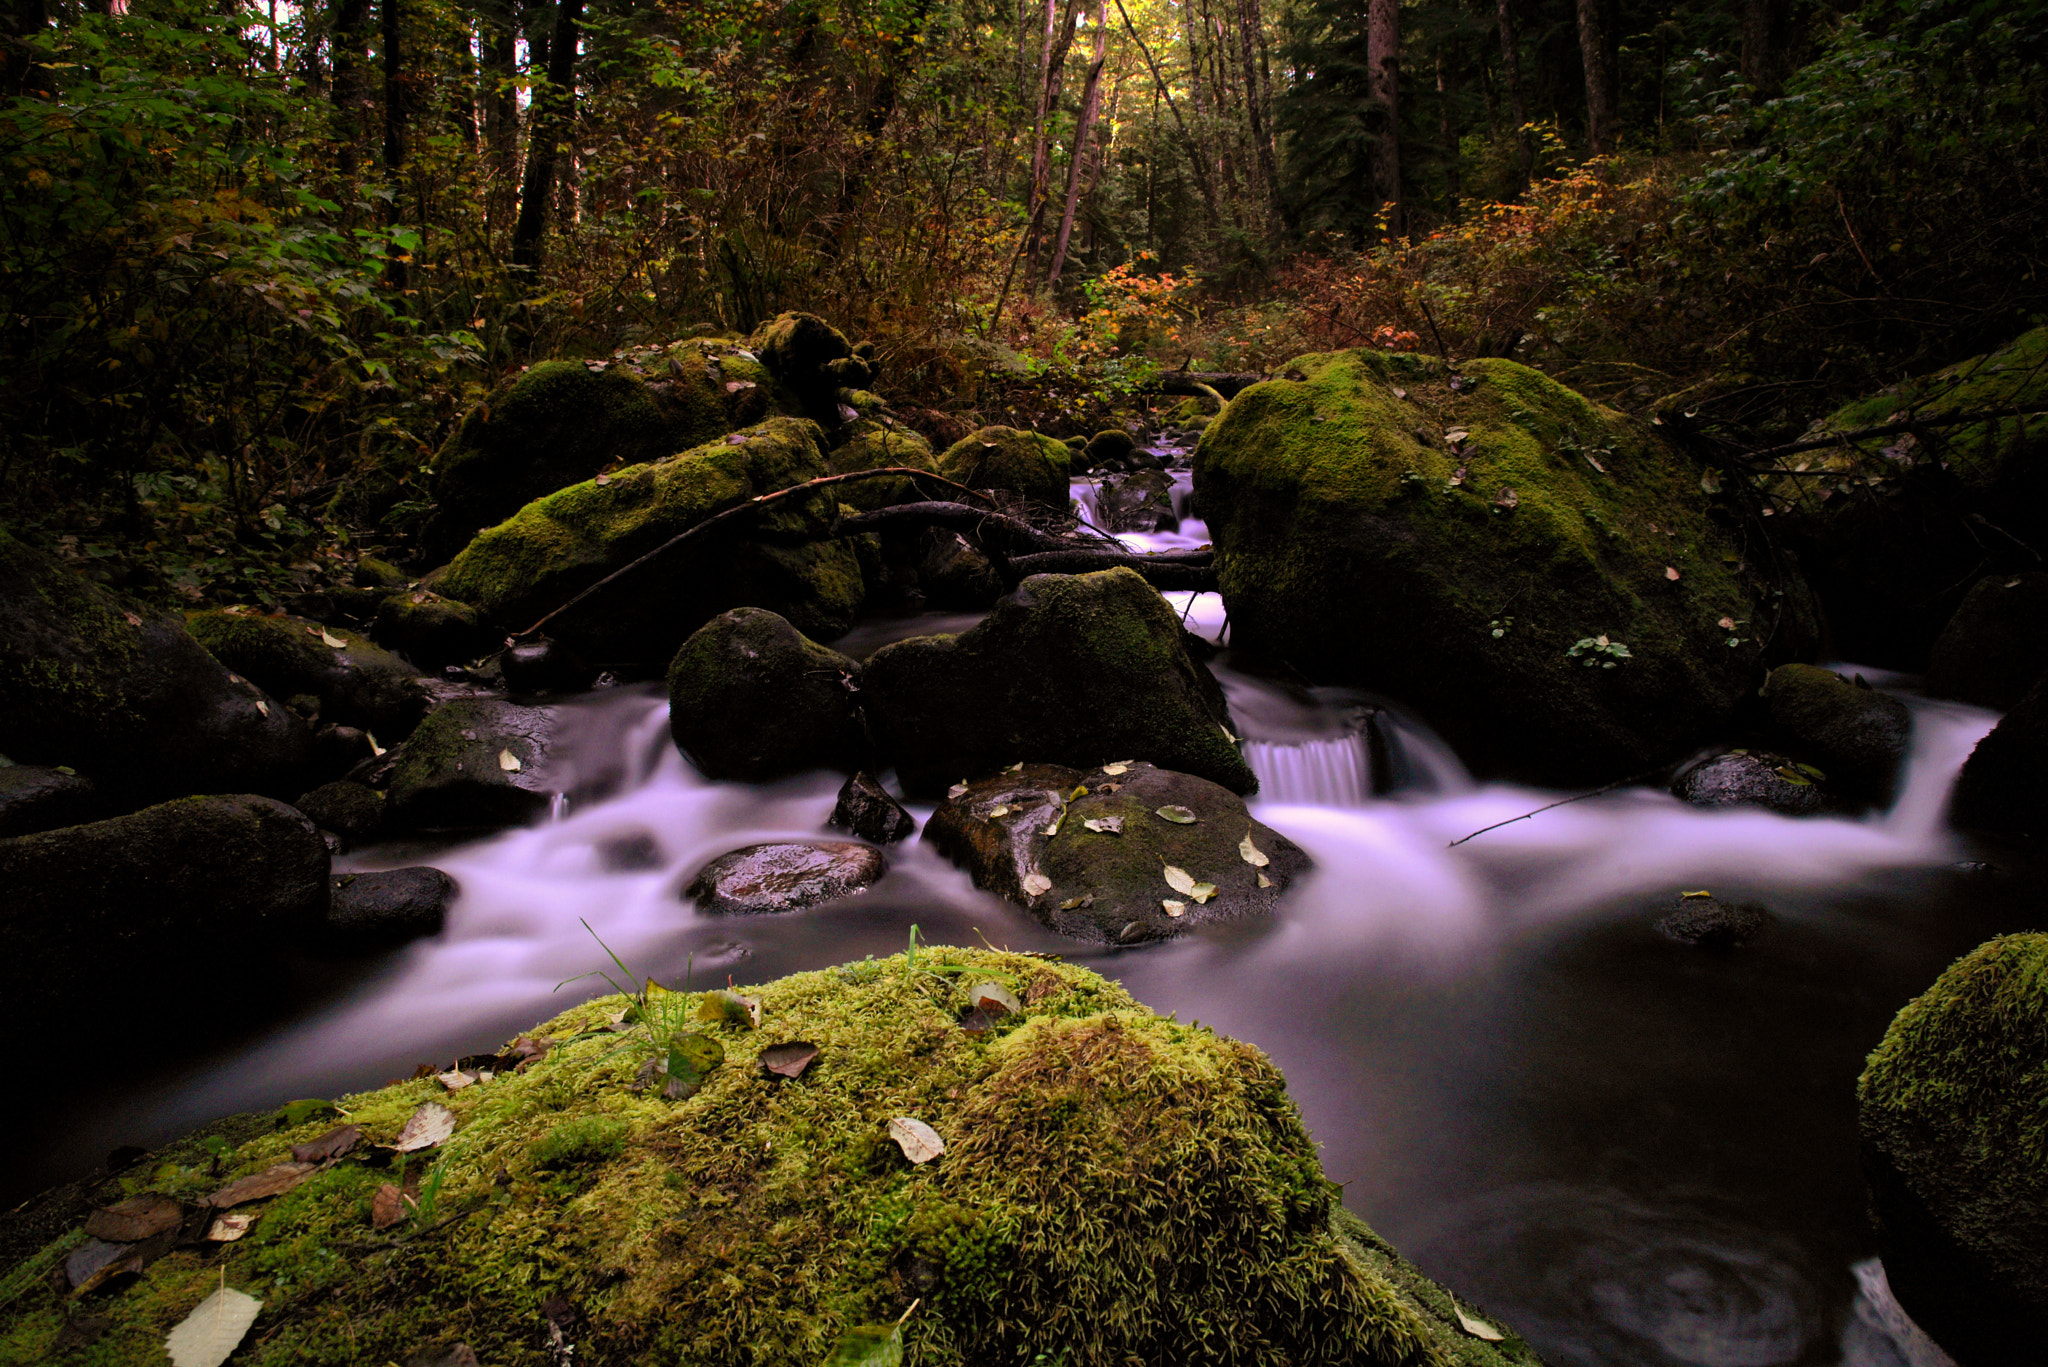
[664,1031,725,1099]
[697,991,760,1030]
[823,1323,903,1367]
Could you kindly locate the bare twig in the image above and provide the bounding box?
[1446,765,1667,848]
[1737,405,2048,466]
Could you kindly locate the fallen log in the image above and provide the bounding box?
[1142,371,1264,400]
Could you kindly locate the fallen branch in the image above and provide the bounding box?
[1446,765,1667,848]
[511,467,995,641]
[1006,549,1215,589]
[836,500,1055,553]
[1736,404,2048,466]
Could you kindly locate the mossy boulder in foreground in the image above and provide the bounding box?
[1857,933,2048,1366]
[861,567,1255,797]
[1195,350,1810,784]
[436,416,864,665]
[0,949,1538,1367]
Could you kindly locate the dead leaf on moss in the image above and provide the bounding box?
[887,1117,944,1164]
[1155,805,1198,824]
[164,1284,263,1367]
[371,1184,407,1230]
[662,1031,726,1099]
[391,1102,456,1153]
[1665,565,1681,581]
[969,982,1021,1016]
[1083,816,1123,835]
[1453,1305,1505,1341]
[206,1212,259,1243]
[697,991,760,1030]
[291,1124,362,1164]
[206,1162,317,1209]
[83,1194,182,1243]
[760,1041,819,1079]
[319,628,348,648]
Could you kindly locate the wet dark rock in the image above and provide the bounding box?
[917,530,1004,609]
[1098,470,1179,533]
[373,590,493,673]
[384,699,558,832]
[1858,933,2048,1366]
[686,841,887,914]
[598,832,665,871]
[925,761,1309,944]
[187,608,434,742]
[666,608,864,781]
[501,639,594,695]
[1654,894,1772,949]
[294,780,385,847]
[0,794,327,1015]
[1925,571,2048,711]
[827,772,916,844]
[0,764,104,837]
[862,567,1253,798]
[1950,674,2048,841]
[325,867,457,946]
[1761,664,1911,807]
[1670,750,1833,816]
[0,529,313,802]
[312,724,377,781]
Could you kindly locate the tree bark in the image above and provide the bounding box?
[1575,0,1617,155]
[330,0,376,170]
[1742,0,1785,99]
[1367,0,1401,235]
[1495,0,1532,183]
[1046,0,1107,285]
[510,0,585,273]
[380,0,406,175]
[1234,0,1286,230]
[480,0,518,217]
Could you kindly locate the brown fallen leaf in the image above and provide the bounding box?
[371,1183,407,1230]
[886,1117,944,1164]
[84,1193,182,1243]
[291,1124,362,1164]
[391,1102,457,1153]
[207,1161,318,1209]
[68,1231,175,1295]
[1665,565,1681,581]
[206,1212,260,1242]
[760,1041,820,1079]
[970,982,1021,1016]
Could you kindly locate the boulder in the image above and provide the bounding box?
[0,528,312,801]
[751,311,875,423]
[1670,749,1833,816]
[685,840,888,914]
[1081,428,1136,470]
[1759,664,1910,806]
[1770,326,2048,667]
[925,761,1310,944]
[436,417,863,667]
[500,638,595,695]
[420,345,766,560]
[0,794,328,1015]
[0,764,103,837]
[1098,469,1178,533]
[824,417,937,510]
[384,699,558,832]
[666,608,865,781]
[862,568,1254,797]
[0,946,1540,1366]
[1925,571,2048,711]
[293,780,385,846]
[1653,893,1771,949]
[371,589,492,673]
[917,530,1004,609]
[1195,350,1815,784]
[187,608,433,740]
[325,866,457,946]
[1858,933,2048,1365]
[1949,674,2048,840]
[827,771,916,844]
[353,556,410,590]
[936,426,1074,508]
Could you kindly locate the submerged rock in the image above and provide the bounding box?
[666,608,865,781]
[0,764,103,837]
[685,840,887,914]
[0,947,1541,1365]
[862,567,1253,798]
[0,794,327,1016]
[0,528,312,802]
[1858,933,2048,1365]
[1925,571,2048,711]
[827,771,916,844]
[1098,469,1178,532]
[325,867,458,947]
[1654,893,1772,949]
[1760,664,1910,807]
[187,608,433,740]
[1670,749,1833,816]
[1195,350,1814,784]
[925,761,1309,944]
[436,416,863,666]
[935,425,1075,508]
[383,698,557,832]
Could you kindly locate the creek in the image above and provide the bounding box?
[15,491,2032,1367]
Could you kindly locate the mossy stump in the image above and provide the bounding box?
[0,949,1540,1366]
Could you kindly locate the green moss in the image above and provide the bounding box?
[1195,350,1786,781]
[0,950,1533,1367]
[828,418,938,510]
[936,426,1074,508]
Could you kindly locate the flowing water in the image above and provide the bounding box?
[15,483,2034,1367]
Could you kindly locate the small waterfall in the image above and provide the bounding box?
[1245,735,1372,806]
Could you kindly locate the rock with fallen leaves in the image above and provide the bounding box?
[0,527,312,803]
[0,948,1539,1367]
[1669,749,1835,817]
[381,699,558,832]
[186,607,438,746]
[924,761,1309,944]
[861,568,1254,798]
[666,607,866,781]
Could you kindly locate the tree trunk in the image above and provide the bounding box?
[480,0,518,219]
[1112,0,1218,224]
[1575,0,1616,155]
[1495,0,1532,183]
[1046,0,1107,285]
[1742,0,1785,99]
[1234,0,1286,230]
[510,0,585,273]
[1025,0,1080,265]
[330,0,376,170]
[1367,0,1400,236]
[381,0,406,175]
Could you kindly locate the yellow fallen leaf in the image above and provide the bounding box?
[1256,872,1274,889]
[1003,761,1023,773]
[366,731,386,757]
[1239,832,1269,867]
[320,628,347,648]
[1101,761,1131,776]
[948,781,968,799]
[1021,872,1051,897]
[1161,900,1186,918]
[498,749,522,772]
[1681,889,1713,898]
[1454,1305,1505,1342]
[1190,881,1217,903]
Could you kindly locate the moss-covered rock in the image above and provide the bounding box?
[0,529,313,802]
[1081,428,1136,470]
[1773,327,2048,667]
[436,417,864,666]
[1758,663,1910,807]
[926,761,1310,944]
[0,948,1539,1366]
[1857,933,2048,1365]
[665,607,865,781]
[862,568,1254,797]
[371,589,492,673]
[936,425,1075,508]
[188,608,432,740]
[1195,350,1808,784]
[1948,674,2048,841]
[826,416,937,510]
[292,779,385,845]
[383,698,558,832]
[1926,571,2048,711]
[751,311,875,425]
[421,347,765,561]
[0,793,327,1018]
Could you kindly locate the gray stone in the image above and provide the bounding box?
[686,841,887,914]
